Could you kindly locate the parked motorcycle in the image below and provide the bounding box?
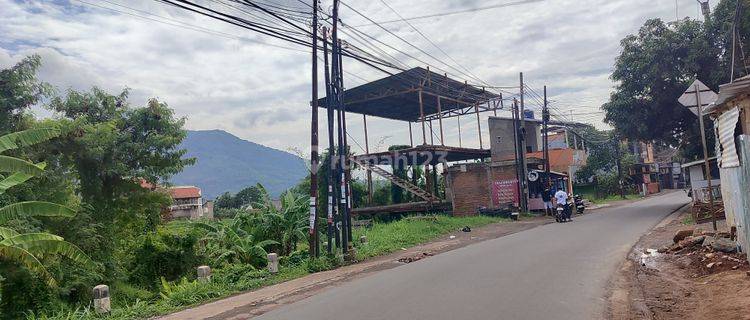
[574,194,585,214]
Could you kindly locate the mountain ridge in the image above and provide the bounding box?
[170,129,308,199]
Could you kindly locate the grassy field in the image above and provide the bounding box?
[352,215,508,260]
[574,185,641,204]
[586,194,641,204]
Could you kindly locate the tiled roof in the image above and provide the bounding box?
[169,186,202,199]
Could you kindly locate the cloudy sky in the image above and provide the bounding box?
[0,0,713,154]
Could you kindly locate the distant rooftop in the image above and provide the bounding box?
[169,186,202,199]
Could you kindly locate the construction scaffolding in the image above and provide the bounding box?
[318,67,503,218]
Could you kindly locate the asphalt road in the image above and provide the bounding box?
[255,191,689,320]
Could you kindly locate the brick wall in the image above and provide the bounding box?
[447,164,490,216]
[447,162,522,216]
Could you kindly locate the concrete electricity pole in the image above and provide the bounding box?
[308,0,319,257]
[543,86,550,186]
[518,73,528,212]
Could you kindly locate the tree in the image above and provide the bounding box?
[47,88,193,277]
[0,128,93,286]
[603,19,719,154]
[0,55,52,133]
[603,1,749,159]
[214,185,263,210]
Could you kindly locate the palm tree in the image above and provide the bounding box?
[253,185,308,255]
[0,127,93,285]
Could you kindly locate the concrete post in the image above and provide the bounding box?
[359,235,368,244]
[267,253,279,274]
[197,265,211,282]
[93,284,111,314]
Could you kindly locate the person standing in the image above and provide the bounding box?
[554,188,570,221]
[542,185,553,216]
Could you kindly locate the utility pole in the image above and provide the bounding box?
[543,86,550,186]
[614,136,625,200]
[330,0,346,252]
[512,98,523,211]
[322,27,335,254]
[339,44,352,244]
[694,82,717,231]
[518,73,528,212]
[308,0,319,257]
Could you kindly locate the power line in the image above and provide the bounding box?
[73,0,308,52]
[353,0,545,26]
[374,0,491,87]
[340,0,495,88]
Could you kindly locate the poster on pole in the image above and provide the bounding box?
[492,179,519,207]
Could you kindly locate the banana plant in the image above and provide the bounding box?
[0,127,93,285]
[193,221,277,267]
[252,185,308,255]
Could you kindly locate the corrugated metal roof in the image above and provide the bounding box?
[317,67,500,121]
[705,75,750,113]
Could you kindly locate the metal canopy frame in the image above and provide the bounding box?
[318,67,502,122]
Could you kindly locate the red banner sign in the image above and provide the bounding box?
[492,179,519,207]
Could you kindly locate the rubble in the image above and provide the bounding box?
[398,252,434,264]
[710,238,737,253]
[674,229,694,243]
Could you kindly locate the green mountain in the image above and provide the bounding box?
[171,130,308,199]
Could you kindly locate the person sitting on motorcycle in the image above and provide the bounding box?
[554,189,571,221]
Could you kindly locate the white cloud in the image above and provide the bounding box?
[0,0,712,153]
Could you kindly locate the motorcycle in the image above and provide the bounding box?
[555,203,566,223]
[574,194,585,214]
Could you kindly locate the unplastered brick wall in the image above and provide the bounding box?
[447,163,491,216]
[447,162,524,216]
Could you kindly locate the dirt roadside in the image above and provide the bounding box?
[159,216,551,320]
[607,205,750,320]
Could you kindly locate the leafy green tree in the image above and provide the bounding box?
[0,55,52,133]
[47,88,193,278]
[603,19,718,155]
[214,185,263,210]
[602,0,750,159]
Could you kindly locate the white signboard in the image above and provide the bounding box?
[678,79,717,116]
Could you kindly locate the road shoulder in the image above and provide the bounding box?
[605,204,750,320]
[159,217,550,320]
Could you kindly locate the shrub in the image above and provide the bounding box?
[305,254,341,273]
[111,281,156,306]
[159,277,229,307]
[128,227,202,290]
[280,250,309,266]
